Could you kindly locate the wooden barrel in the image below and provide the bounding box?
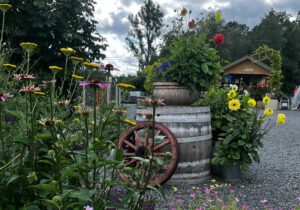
[136,106,212,182]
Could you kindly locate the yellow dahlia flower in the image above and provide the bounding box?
[228,99,241,111]
[117,83,136,89]
[247,98,256,107]
[215,12,222,22]
[227,90,237,99]
[277,113,286,124]
[263,96,271,105]
[263,109,274,117]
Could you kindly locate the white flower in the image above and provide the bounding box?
[230,84,238,91]
[244,90,249,96]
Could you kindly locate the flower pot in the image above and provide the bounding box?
[153,82,201,105]
[213,161,241,182]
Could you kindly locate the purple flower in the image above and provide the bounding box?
[235,197,240,203]
[84,206,93,210]
[189,192,196,199]
[0,93,13,102]
[156,61,170,71]
[176,198,183,204]
[196,208,203,210]
[297,197,300,202]
[216,197,223,202]
[79,78,110,89]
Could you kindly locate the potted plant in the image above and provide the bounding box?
[146,9,223,105]
[195,86,286,181]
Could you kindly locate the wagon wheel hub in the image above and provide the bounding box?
[135,146,147,158]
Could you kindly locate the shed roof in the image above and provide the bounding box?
[223,55,272,72]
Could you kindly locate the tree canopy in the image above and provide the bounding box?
[2,0,107,74]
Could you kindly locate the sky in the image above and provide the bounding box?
[94,0,300,76]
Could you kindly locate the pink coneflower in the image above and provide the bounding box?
[0,93,13,101]
[84,206,93,210]
[79,78,110,89]
[216,197,223,202]
[19,86,41,93]
[242,204,250,210]
[229,188,236,193]
[176,198,183,204]
[204,187,211,194]
[144,98,165,107]
[15,74,35,80]
[189,192,196,199]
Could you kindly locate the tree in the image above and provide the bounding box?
[2,0,107,75]
[219,21,252,62]
[125,0,164,70]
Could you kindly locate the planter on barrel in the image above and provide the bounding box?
[153,82,201,106]
[136,106,212,182]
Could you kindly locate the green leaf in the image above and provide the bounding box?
[7,175,21,185]
[68,190,92,202]
[31,183,58,194]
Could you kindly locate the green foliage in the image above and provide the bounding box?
[144,61,161,93]
[125,0,164,69]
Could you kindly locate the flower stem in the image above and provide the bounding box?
[0,11,6,50]
[29,94,36,169]
[26,51,30,75]
[92,87,97,187]
[0,104,4,151]
[84,116,89,187]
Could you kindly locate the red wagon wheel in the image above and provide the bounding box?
[117,121,179,186]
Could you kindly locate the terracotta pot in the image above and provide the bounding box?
[153,82,201,105]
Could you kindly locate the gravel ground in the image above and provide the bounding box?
[151,110,300,209]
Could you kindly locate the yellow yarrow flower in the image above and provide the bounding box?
[20,42,38,52]
[3,63,17,70]
[34,92,46,95]
[215,12,222,21]
[60,47,76,56]
[74,105,81,109]
[72,74,84,80]
[117,83,136,89]
[227,90,237,99]
[83,62,99,68]
[263,96,271,105]
[69,56,84,62]
[247,98,256,107]
[228,99,241,111]
[180,7,188,16]
[277,113,286,124]
[0,4,12,12]
[123,119,137,126]
[49,66,63,71]
[172,186,178,192]
[264,109,273,117]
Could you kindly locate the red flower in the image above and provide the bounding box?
[213,33,224,46]
[188,19,196,29]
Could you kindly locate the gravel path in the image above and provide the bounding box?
[152,110,300,209]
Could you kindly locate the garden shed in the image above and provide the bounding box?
[223,55,272,88]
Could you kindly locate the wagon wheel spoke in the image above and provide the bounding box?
[155,130,161,136]
[154,152,166,157]
[124,139,137,150]
[154,139,170,151]
[124,152,135,157]
[134,131,142,146]
[141,169,147,182]
[126,159,137,166]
